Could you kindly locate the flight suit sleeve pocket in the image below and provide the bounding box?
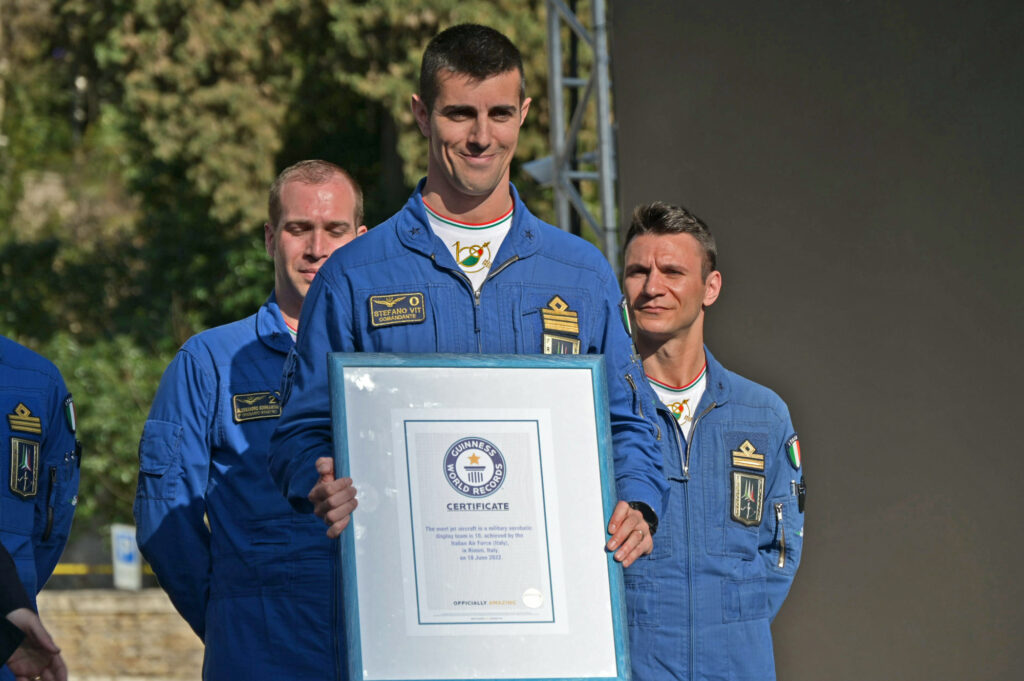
[137,420,182,500]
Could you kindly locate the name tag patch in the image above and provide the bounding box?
[232,392,281,422]
[370,293,426,328]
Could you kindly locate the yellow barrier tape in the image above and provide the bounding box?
[53,564,155,576]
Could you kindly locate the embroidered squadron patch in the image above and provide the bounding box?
[785,434,802,470]
[541,296,580,355]
[369,293,426,328]
[8,403,42,434]
[731,439,765,471]
[10,437,40,498]
[731,471,765,526]
[232,392,282,422]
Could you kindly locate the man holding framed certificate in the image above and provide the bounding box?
[270,24,666,571]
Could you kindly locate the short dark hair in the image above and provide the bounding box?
[267,160,363,229]
[419,24,526,112]
[624,202,718,280]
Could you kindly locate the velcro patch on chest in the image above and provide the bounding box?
[541,295,581,354]
[232,392,281,422]
[369,293,426,328]
[8,402,42,434]
[731,439,765,471]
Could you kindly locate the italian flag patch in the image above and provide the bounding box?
[64,395,76,434]
[785,434,801,470]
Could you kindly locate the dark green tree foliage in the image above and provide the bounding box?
[1,0,556,531]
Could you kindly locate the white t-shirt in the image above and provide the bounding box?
[648,361,707,442]
[424,200,513,292]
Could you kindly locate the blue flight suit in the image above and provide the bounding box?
[625,347,805,681]
[1,335,80,680]
[134,297,336,681]
[269,181,667,518]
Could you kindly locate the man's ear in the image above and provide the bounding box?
[519,96,532,126]
[264,222,275,257]
[411,94,431,137]
[703,270,722,308]
[356,224,368,236]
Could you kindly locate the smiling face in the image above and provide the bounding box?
[623,232,722,350]
[264,175,366,326]
[412,69,530,217]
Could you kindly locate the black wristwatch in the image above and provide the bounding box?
[628,501,659,536]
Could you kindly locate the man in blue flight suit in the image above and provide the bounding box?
[269,24,666,569]
[0,335,80,681]
[621,202,806,681]
[134,160,366,680]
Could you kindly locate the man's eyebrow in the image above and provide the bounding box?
[283,219,352,228]
[439,105,477,116]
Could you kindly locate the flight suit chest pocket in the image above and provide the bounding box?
[504,286,592,355]
[217,382,282,450]
[356,285,466,352]
[137,420,182,501]
[702,424,773,559]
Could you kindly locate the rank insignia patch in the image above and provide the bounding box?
[731,439,765,471]
[785,434,802,470]
[541,296,581,355]
[731,471,765,526]
[8,403,42,434]
[369,292,426,328]
[10,437,40,498]
[232,392,282,423]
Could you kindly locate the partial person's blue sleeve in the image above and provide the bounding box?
[269,271,355,513]
[33,371,79,589]
[133,349,213,639]
[760,408,804,619]
[594,271,669,518]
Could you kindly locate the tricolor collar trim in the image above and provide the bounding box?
[648,361,707,393]
[422,198,514,230]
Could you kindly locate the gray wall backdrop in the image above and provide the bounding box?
[609,2,1022,679]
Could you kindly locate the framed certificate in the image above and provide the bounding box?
[328,353,630,681]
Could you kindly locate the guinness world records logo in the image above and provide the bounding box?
[444,437,506,498]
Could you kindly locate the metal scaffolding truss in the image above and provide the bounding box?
[542,0,620,272]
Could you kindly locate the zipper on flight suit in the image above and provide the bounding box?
[431,254,519,353]
[682,402,716,478]
[623,373,646,420]
[676,398,716,677]
[42,466,57,541]
[774,502,787,569]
